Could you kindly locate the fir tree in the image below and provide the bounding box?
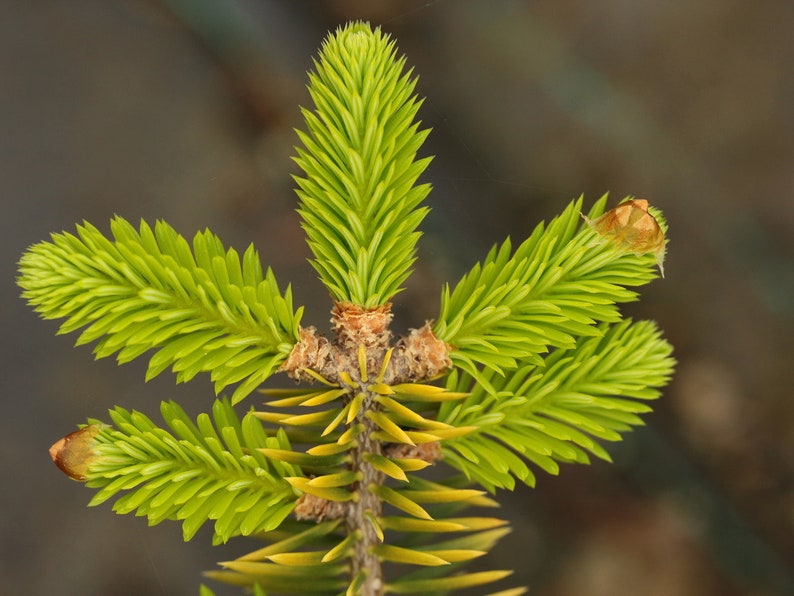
[18,22,674,596]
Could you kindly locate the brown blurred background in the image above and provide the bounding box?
[2,1,792,595]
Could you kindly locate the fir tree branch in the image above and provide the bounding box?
[83,399,299,544]
[433,195,664,389]
[21,21,677,596]
[438,319,675,491]
[18,217,302,403]
[293,22,432,307]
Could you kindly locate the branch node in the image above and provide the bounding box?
[294,493,347,522]
[279,326,333,381]
[384,441,443,464]
[387,323,452,383]
[331,302,393,350]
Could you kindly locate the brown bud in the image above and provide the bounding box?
[384,441,443,464]
[387,323,452,383]
[294,493,347,522]
[49,425,103,481]
[330,302,393,350]
[585,199,666,276]
[279,326,333,381]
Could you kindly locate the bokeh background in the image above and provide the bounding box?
[2,1,792,595]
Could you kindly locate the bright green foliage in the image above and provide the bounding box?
[86,399,298,544]
[293,22,432,307]
[19,21,675,596]
[18,218,302,403]
[433,195,662,391]
[439,319,675,491]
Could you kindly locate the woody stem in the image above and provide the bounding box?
[346,387,385,595]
